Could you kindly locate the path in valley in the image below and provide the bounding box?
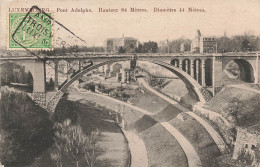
[68,76,224,167]
[69,89,209,167]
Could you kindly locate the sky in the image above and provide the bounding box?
[0,0,260,48]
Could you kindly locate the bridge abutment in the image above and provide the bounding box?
[212,55,224,95]
[190,63,194,78]
[54,61,59,91]
[201,59,206,86]
[256,53,259,84]
[33,60,46,106]
[67,62,71,80]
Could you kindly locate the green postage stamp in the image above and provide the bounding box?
[9,12,52,49]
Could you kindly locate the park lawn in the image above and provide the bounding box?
[140,123,188,167]
[159,79,188,99]
[128,86,171,114]
[168,113,221,167]
[151,103,183,122]
[68,92,145,126]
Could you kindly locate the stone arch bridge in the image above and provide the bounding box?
[1,52,259,112]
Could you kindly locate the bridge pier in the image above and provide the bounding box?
[201,59,206,86]
[185,60,189,73]
[54,61,59,91]
[179,62,183,70]
[195,60,199,83]
[256,53,259,84]
[212,55,224,96]
[104,64,111,76]
[67,62,71,80]
[33,60,46,106]
[78,61,82,71]
[190,63,194,78]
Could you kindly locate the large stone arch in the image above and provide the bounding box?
[0,60,35,91]
[148,60,212,104]
[47,59,212,112]
[223,59,255,83]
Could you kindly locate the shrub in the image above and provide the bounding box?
[0,87,53,167]
[51,119,101,167]
[52,94,78,124]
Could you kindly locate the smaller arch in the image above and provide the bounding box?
[170,59,180,68]
[111,63,123,77]
[225,59,255,83]
[112,63,123,73]
[0,62,34,92]
[182,59,191,75]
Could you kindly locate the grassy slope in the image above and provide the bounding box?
[169,113,220,167]
[159,79,188,98]
[204,86,260,127]
[70,91,190,167]
[140,123,188,167]
[128,86,170,114]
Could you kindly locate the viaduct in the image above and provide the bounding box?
[1,52,259,112]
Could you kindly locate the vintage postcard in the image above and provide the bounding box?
[0,0,260,166]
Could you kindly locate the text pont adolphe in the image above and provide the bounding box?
[55,7,206,13]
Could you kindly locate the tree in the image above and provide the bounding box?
[61,46,66,55]
[46,77,55,90]
[0,131,19,165]
[52,119,101,167]
[142,41,158,53]
[135,43,143,53]
[118,46,125,53]
[241,39,252,51]
[64,125,86,167]
[0,87,53,166]
[27,71,33,87]
[84,129,101,167]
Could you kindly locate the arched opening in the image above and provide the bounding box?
[205,58,213,86]
[170,59,180,68]
[224,59,255,83]
[193,59,202,85]
[0,62,34,92]
[111,63,123,77]
[112,63,123,73]
[49,59,209,112]
[182,59,191,75]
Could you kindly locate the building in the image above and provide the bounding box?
[191,30,217,53]
[104,35,138,53]
[116,59,136,83]
[233,126,260,166]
